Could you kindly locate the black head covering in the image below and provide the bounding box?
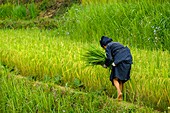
[100,36,113,47]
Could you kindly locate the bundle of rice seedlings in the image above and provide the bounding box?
[82,46,106,66]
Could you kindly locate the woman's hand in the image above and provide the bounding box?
[112,62,116,66]
[102,64,107,68]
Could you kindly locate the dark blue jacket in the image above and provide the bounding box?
[105,42,133,66]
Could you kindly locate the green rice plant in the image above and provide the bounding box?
[0,29,169,112]
[82,46,106,66]
[0,63,161,113]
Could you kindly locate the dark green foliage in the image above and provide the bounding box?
[27,3,39,19]
[0,3,39,20]
[12,4,27,19]
[39,0,54,11]
[0,3,13,19]
[0,19,58,29]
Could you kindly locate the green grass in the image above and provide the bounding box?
[81,0,170,4]
[0,62,160,113]
[0,29,169,112]
[58,2,170,51]
[0,3,39,20]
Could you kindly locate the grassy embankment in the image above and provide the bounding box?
[0,0,75,29]
[1,61,159,113]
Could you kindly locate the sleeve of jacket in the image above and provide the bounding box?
[105,47,113,67]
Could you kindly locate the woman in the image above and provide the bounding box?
[100,36,133,101]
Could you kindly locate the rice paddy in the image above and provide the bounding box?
[0,0,170,112]
[0,29,169,112]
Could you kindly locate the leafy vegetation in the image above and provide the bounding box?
[58,2,170,51]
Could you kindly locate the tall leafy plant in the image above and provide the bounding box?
[0,3,13,19]
[28,3,38,19]
[12,5,27,19]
